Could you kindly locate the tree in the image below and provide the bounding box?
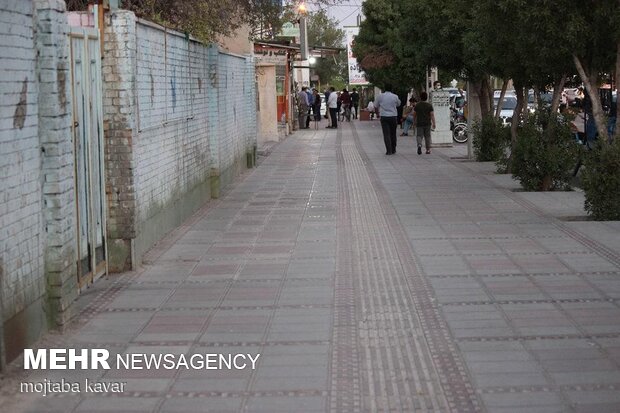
[470,0,577,147]
[306,10,346,87]
[66,0,283,42]
[352,0,426,94]
[564,0,620,142]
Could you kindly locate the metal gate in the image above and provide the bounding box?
[69,26,107,289]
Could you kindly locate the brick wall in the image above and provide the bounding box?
[35,0,77,326]
[0,0,76,366]
[102,10,137,271]
[0,1,44,364]
[133,21,210,226]
[104,13,257,269]
[207,51,257,191]
[0,1,257,365]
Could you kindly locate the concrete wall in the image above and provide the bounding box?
[217,24,252,56]
[0,0,76,367]
[256,65,278,145]
[103,12,257,271]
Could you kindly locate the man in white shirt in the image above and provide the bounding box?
[327,87,338,129]
[376,83,401,154]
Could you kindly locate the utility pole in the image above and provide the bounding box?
[299,3,308,61]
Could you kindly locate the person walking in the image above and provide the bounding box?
[376,83,401,155]
[400,97,417,136]
[327,87,338,129]
[414,91,436,154]
[351,88,360,119]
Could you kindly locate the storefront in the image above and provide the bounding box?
[254,41,296,143]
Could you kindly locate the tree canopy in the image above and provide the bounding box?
[67,0,284,42]
[353,0,620,138]
[306,9,347,87]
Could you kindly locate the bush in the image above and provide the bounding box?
[472,115,510,163]
[582,139,620,220]
[510,109,580,191]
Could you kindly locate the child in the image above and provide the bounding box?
[367,100,376,119]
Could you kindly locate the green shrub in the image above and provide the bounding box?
[582,139,620,220]
[472,115,510,163]
[510,110,580,191]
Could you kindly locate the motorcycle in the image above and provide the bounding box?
[450,107,468,143]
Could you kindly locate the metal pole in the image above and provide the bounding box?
[467,81,473,159]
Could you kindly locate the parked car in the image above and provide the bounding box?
[494,95,517,126]
[494,89,516,99]
[527,90,553,112]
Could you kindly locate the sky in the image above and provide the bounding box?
[304,0,365,28]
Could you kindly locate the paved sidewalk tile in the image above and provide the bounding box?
[2,121,619,413]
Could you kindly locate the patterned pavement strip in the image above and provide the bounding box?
[345,125,479,412]
[1,120,620,412]
[356,123,620,412]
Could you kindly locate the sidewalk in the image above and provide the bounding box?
[2,119,620,412]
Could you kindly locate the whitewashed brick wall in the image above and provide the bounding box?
[34,0,76,324]
[103,10,137,271]
[0,0,76,364]
[217,53,246,173]
[103,12,257,268]
[134,21,210,225]
[0,0,44,328]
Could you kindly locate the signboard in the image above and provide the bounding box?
[430,89,452,146]
[254,47,287,65]
[279,22,300,38]
[345,26,369,86]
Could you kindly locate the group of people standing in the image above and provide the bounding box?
[375,84,436,156]
[297,87,360,130]
[297,83,436,158]
[297,86,323,129]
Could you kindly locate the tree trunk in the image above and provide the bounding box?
[541,175,553,191]
[476,79,491,118]
[550,75,566,114]
[511,84,525,147]
[476,81,485,117]
[466,80,482,159]
[495,79,509,119]
[486,76,494,114]
[615,42,620,139]
[573,54,610,143]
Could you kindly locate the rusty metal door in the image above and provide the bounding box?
[69,26,107,289]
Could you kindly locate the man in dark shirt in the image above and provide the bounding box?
[305,88,314,128]
[340,89,352,120]
[350,88,360,119]
[414,92,436,154]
